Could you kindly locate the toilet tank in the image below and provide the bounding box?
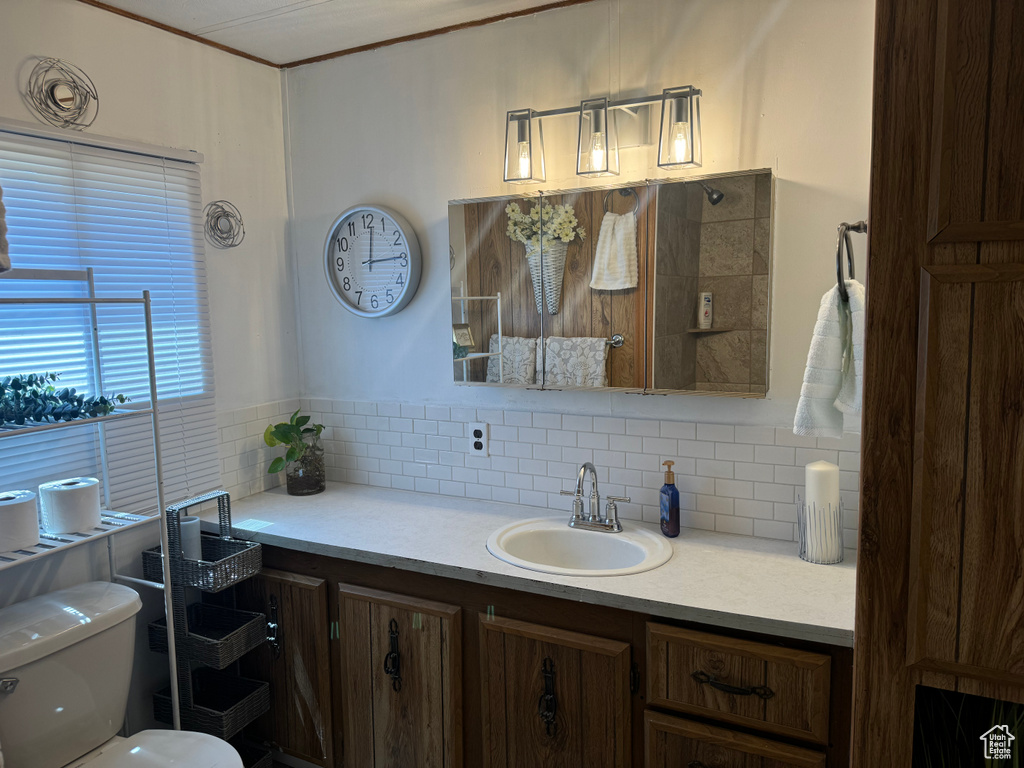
[0,582,142,768]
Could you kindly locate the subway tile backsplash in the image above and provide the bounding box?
[219,399,860,549]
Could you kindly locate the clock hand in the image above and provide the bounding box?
[367,230,373,273]
[362,256,405,265]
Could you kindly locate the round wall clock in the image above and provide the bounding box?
[323,205,422,317]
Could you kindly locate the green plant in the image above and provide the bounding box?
[263,410,325,474]
[0,372,129,428]
[453,340,469,360]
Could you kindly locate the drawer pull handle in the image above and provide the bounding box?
[691,670,774,700]
[688,762,708,768]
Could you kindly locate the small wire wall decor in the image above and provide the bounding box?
[796,496,844,565]
[25,58,99,130]
[204,201,245,249]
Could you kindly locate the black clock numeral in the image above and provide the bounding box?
[355,290,363,305]
[396,273,405,287]
[347,221,355,236]
[386,289,394,304]
[343,277,351,291]
[362,213,374,230]
[393,232,402,247]
[370,295,379,309]
[380,218,387,234]
[338,236,349,252]
[336,257,344,271]
[399,252,408,268]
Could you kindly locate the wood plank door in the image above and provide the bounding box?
[854,0,1024,763]
[479,614,631,768]
[338,583,462,768]
[236,569,333,766]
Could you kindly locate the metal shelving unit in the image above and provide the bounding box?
[0,267,181,729]
[452,281,503,382]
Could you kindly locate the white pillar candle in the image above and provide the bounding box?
[805,461,840,513]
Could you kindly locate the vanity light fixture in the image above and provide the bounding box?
[503,109,545,183]
[576,98,619,177]
[502,85,701,182]
[657,86,702,169]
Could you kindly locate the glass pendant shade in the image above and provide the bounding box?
[576,98,619,177]
[504,109,545,183]
[657,86,702,169]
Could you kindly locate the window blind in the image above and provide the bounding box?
[0,131,220,513]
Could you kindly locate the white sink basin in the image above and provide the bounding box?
[486,516,673,576]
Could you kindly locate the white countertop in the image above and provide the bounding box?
[201,483,856,647]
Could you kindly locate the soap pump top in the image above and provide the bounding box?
[663,460,675,484]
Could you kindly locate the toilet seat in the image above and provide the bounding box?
[65,730,243,768]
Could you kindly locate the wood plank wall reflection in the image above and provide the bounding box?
[457,189,648,388]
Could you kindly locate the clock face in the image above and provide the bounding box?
[323,205,422,317]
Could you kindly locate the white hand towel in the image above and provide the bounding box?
[0,183,9,273]
[793,279,866,437]
[485,334,539,385]
[589,212,637,290]
[541,336,609,388]
[836,280,866,415]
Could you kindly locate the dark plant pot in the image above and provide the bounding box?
[285,434,325,496]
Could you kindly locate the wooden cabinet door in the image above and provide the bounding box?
[338,583,462,768]
[236,569,333,766]
[645,710,826,768]
[479,614,631,768]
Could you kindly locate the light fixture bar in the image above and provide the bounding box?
[528,89,702,120]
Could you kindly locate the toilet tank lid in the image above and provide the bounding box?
[0,582,142,672]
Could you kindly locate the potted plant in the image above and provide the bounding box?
[0,372,129,428]
[263,410,326,496]
[505,201,585,315]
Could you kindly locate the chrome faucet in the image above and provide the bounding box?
[560,462,630,533]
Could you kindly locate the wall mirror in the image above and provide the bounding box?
[448,168,772,396]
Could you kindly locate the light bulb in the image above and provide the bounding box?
[672,121,689,163]
[517,141,531,179]
[588,131,606,172]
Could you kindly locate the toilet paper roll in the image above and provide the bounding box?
[180,515,202,560]
[38,477,102,533]
[0,490,40,552]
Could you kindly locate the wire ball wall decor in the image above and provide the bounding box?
[204,201,245,249]
[25,58,99,130]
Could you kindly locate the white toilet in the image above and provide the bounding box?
[0,582,244,768]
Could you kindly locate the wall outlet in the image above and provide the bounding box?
[468,422,489,456]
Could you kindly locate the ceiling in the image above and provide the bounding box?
[88,0,587,67]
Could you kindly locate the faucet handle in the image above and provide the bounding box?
[560,489,580,497]
[607,495,631,504]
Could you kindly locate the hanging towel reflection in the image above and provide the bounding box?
[590,212,637,290]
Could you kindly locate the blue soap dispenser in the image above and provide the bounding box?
[660,460,680,538]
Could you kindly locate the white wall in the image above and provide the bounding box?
[0,0,296,411]
[283,0,874,428]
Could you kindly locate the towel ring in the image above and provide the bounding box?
[603,188,639,216]
[835,220,866,302]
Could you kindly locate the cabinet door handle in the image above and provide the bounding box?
[537,657,558,737]
[688,761,708,768]
[691,670,774,700]
[383,618,402,692]
[267,594,281,659]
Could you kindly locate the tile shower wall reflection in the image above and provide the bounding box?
[652,171,772,394]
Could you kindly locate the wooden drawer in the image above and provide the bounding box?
[645,710,825,768]
[647,624,830,744]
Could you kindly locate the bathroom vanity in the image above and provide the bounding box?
[203,483,854,768]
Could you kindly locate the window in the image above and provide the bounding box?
[0,130,220,512]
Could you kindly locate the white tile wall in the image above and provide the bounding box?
[218,399,861,549]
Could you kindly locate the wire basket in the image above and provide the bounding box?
[154,668,270,740]
[148,603,267,670]
[796,497,844,565]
